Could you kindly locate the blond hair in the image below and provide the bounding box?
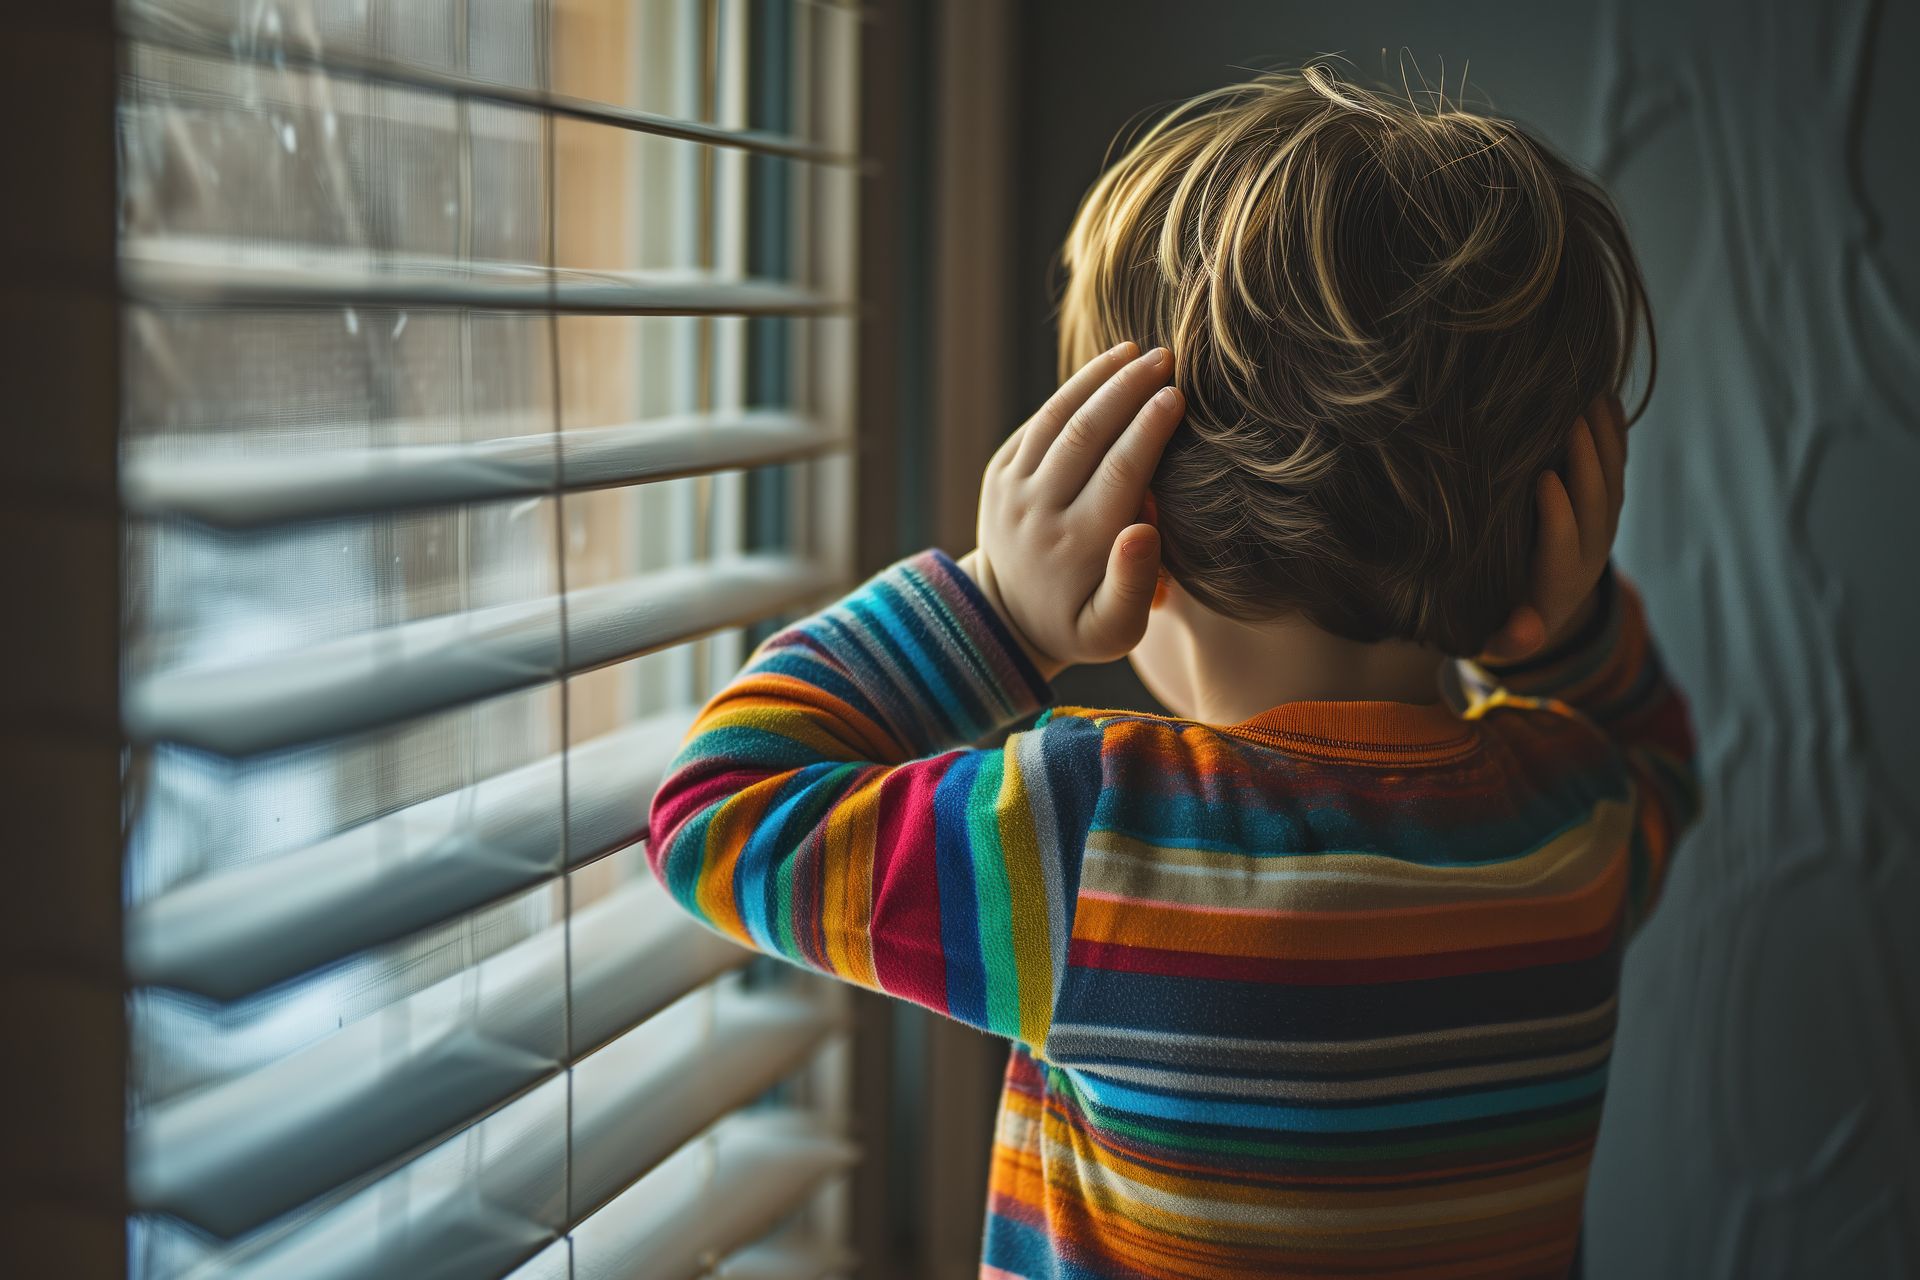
[1058,66,1653,656]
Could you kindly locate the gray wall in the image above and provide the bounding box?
[1009,2,1920,1275]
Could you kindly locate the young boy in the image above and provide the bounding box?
[649,67,1698,1280]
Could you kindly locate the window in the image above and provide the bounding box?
[116,1,862,1275]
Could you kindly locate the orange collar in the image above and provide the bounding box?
[1064,699,1481,765]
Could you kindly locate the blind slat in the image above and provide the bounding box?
[187,1075,573,1280]
[195,1106,847,1280]
[121,3,860,167]
[569,984,846,1221]
[124,411,839,528]
[506,1233,854,1280]
[129,936,837,1239]
[127,709,694,1001]
[126,554,835,756]
[122,238,847,315]
[566,1114,859,1280]
[711,1238,862,1280]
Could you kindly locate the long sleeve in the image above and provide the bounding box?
[1461,568,1701,930]
[647,550,1105,1048]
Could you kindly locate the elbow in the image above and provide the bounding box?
[646,757,776,913]
[645,761,725,901]
[644,778,688,897]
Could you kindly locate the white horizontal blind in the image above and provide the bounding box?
[118,2,861,1277]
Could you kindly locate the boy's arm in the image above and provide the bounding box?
[649,344,1182,1045]
[646,552,1105,1046]
[1464,567,1701,929]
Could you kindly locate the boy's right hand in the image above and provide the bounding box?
[959,343,1186,681]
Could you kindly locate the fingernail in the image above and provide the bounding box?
[1145,347,1171,368]
[1154,386,1182,407]
[1108,340,1137,358]
[1122,538,1154,559]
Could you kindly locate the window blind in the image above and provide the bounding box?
[118,2,862,1277]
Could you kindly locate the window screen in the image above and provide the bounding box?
[116,1,862,1276]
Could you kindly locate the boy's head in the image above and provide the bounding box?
[1059,66,1653,658]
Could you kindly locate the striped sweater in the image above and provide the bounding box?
[648,550,1699,1280]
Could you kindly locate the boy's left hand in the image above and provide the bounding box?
[1480,393,1628,664]
[960,343,1186,680]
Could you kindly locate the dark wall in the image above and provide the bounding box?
[1010,2,1920,1276]
[0,8,127,1276]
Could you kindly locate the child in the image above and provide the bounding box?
[649,66,1698,1280]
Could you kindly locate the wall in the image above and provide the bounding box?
[0,7,126,1277]
[1008,2,1920,1275]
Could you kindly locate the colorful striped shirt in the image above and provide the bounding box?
[648,550,1699,1280]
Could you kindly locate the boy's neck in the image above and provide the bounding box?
[1151,600,1447,725]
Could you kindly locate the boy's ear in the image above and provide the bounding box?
[1480,603,1548,664]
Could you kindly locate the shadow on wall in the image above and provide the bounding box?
[1009,2,1920,1277]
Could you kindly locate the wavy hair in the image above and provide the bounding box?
[1057,65,1654,656]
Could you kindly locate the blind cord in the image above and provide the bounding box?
[535,0,579,1271]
